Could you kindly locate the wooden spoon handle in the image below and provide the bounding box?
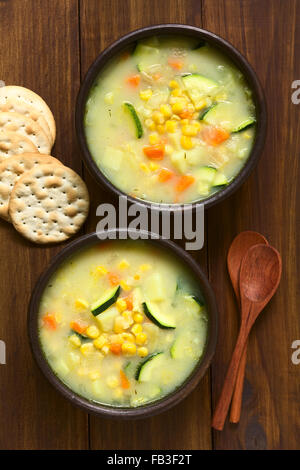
[229,341,248,423]
[212,325,250,431]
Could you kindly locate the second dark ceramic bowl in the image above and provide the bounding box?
[28,229,218,419]
[76,24,267,210]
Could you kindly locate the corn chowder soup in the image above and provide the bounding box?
[85,36,256,204]
[39,241,208,407]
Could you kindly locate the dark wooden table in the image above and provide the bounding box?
[0,0,299,450]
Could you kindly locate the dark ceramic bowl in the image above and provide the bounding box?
[76,24,267,210]
[28,229,218,419]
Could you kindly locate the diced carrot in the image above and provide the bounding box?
[120,370,130,389]
[158,168,174,183]
[43,313,57,330]
[110,343,122,355]
[179,109,194,119]
[124,293,133,311]
[70,320,88,334]
[168,57,184,70]
[108,272,120,286]
[143,144,165,160]
[153,73,162,81]
[126,74,140,87]
[175,175,195,192]
[202,126,230,146]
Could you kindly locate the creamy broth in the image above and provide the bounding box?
[39,241,208,407]
[85,36,256,204]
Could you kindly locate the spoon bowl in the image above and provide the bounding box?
[240,244,282,306]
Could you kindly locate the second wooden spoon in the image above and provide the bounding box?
[227,231,268,423]
[212,244,282,431]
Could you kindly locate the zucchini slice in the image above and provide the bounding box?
[198,103,217,121]
[143,301,176,329]
[232,118,256,133]
[182,74,219,108]
[195,166,217,196]
[196,166,217,183]
[170,331,196,360]
[123,102,143,138]
[202,101,255,133]
[213,172,228,188]
[133,43,160,72]
[135,352,164,382]
[91,285,120,316]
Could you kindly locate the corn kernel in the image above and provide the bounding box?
[160,104,172,118]
[119,259,130,270]
[165,120,177,133]
[157,124,165,134]
[113,388,123,399]
[149,162,160,171]
[171,88,183,97]
[93,335,107,350]
[110,334,124,344]
[139,264,151,272]
[114,316,125,333]
[80,343,94,356]
[137,346,149,357]
[182,125,198,137]
[149,133,159,145]
[120,280,131,291]
[152,111,165,124]
[132,323,143,335]
[195,99,207,111]
[136,332,147,345]
[86,325,100,339]
[134,274,141,280]
[145,119,156,130]
[122,310,134,327]
[89,371,101,381]
[172,101,185,114]
[140,162,150,173]
[169,80,179,89]
[69,334,81,348]
[180,118,189,126]
[122,341,137,355]
[165,145,174,155]
[121,332,135,342]
[116,298,127,312]
[191,120,201,132]
[139,89,153,100]
[106,375,119,388]
[180,135,194,149]
[101,345,110,355]
[96,265,108,276]
[104,92,114,104]
[133,313,144,323]
[75,298,89,310]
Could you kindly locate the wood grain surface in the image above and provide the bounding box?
[0,0,299,450]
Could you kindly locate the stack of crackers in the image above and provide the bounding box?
[0,86,89,244]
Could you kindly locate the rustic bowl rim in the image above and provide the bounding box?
[75,23,267,211]
[28,229,218,419]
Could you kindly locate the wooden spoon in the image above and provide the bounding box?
[212,244,282,431]
[227,231,268,423]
